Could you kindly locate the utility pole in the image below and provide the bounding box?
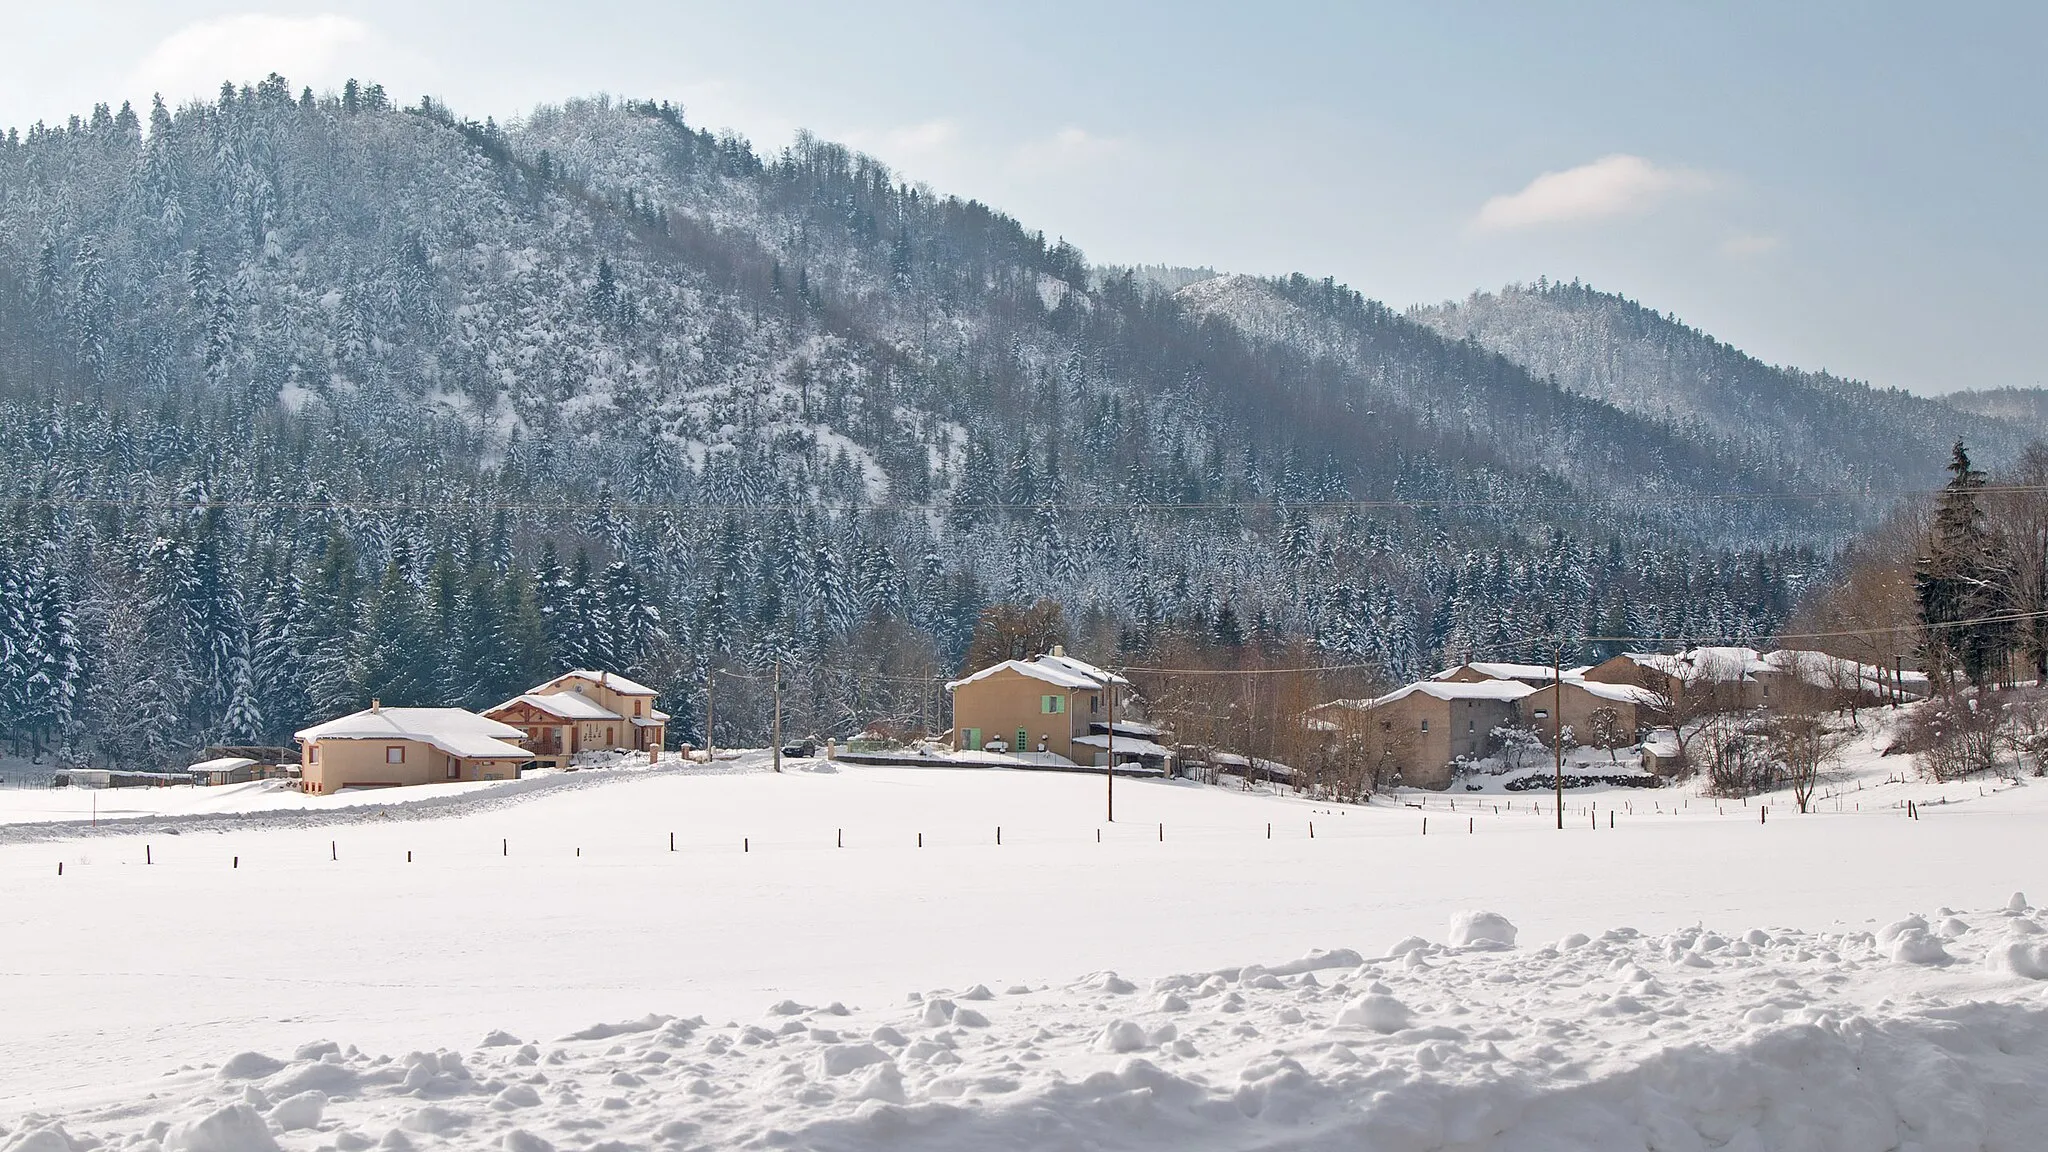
[705,668,715,760]
[1553,639,1565,830]
[1105,672,1116,823]
[772,659,783,774]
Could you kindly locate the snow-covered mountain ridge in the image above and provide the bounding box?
[0,84,1987,757]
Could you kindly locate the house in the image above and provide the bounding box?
[1312,679,1535,790]
[1519,678,1657,749]
[1580,652,1692,699]
[946,647,1133,766]
[485,670,668,766]
[1581,649,1764,710]
[1639,729,1683,776]
[188,756,260,786]
[295,704,532,794]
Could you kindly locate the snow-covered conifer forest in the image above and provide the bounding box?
[0,78,2030,763]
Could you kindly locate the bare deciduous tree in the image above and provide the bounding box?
[1584,706,1627,764]
[1765,677,1850,813]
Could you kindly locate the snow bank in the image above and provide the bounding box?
[33,900,2048,1151]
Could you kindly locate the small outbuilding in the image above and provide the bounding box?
[188,756,260,786]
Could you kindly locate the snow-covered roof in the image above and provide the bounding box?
[1433,662,1560,683]
[1567,680,1661,707]
[1368,680,1539,708]
[533,670,659,697]
[947,652,1127,693]
[948,659,1097,692]
[296,708,533,761]
[1686,646,1770,682]
[1620,652,1692,677]
[493,692,622,721]
[1072,734,1175,759]
[188,756,258,773]
[1033,652,1129,687]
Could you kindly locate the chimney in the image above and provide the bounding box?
[371,699,382,713]
[1052,645,1065,658]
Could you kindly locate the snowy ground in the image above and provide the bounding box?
[8,710,2048,1148]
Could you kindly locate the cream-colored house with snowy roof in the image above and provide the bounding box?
[485,670,669,766]
[296,705,532,794]
[1311,679,1537,790]
[946,648,1130,764]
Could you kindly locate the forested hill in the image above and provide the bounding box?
[0,79,1917,766]
[1940,387,2048,430]
[1407,280,2023,492]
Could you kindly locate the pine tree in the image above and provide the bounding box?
[1917,442,2013,687]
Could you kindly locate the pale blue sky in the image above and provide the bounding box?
[6,1,2041,395]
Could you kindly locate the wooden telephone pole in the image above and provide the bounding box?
[1105,675,1116,823]
[704,668,715,761]
[771,658,783,774]
[1553,640,1565,830]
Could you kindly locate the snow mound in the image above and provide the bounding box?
[3,1127,79,1152]
[216,1052,285,1080]
[1334,994,1414,1033]
[164,1105,278,1152]
[1447,910,1519,948]
[266,1091,324,1131]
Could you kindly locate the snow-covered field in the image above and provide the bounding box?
[8,713,2048,1149]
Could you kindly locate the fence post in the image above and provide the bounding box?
[1422,817,1427,836]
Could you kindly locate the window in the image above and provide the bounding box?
[1041,695,1066,715]
[1420,719,1429,732]
[308,745,320,765]
[385,746,406,764]
[634,701,643,717]
[1090,694,1100,713]
[1468,720,1475,732]
[1533,709,1549,720]
[606,727,615,745]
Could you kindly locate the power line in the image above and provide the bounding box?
[0,484,2025,517]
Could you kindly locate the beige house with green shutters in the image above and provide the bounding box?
[945,649,1129,763]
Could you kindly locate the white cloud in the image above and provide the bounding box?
[1473,154,1709,231]
[841,119,962,168]
[1720,232,1782,258]
[1011,126,1121,170]
[128,14,412,105]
